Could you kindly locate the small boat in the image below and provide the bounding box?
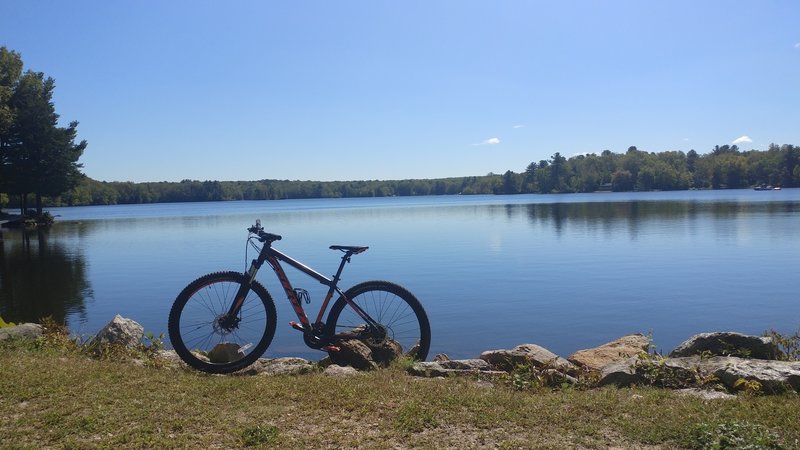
[753,184,781,191]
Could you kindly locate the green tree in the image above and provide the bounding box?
[0,47,24,212]
[0,47,86,214]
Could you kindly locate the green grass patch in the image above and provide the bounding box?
[1,335,799,448]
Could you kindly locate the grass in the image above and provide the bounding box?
[1,336,799,449]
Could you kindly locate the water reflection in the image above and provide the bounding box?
[519,200,800,237]
[0,229,92,326]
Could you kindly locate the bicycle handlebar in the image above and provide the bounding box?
[248,219,281,243]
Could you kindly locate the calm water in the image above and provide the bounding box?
[2,189,798,359]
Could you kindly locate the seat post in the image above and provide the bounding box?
[330,250,353,289]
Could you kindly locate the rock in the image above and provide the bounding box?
[329,339,377,371]
[543,368,579,385]
[328,337,404,370]
[208,343,244,364]
[408,361,453,377]
[323,364,361,377]
[669,332,778,360]
[599,355,800,394]
[438,359,491,371]
[598,356,644,387]
[370,339,403,367]
[408,360,506,378]
[0,323,43,341]
[88,315,144,349]
[434,353,450,362]
[155,349,184,367]
[480,344,577,374]
[256,357,315,376]
[666,356,800,394]
[568,334,650,370]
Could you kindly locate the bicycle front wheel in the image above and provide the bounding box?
[326,281,431,361]
[168,271,277,374]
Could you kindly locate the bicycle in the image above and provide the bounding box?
[168,219,431,373]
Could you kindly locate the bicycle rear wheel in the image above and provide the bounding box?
[326,281,430,361]
[168,271,277,374]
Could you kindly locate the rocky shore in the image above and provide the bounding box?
[2,315,798,396]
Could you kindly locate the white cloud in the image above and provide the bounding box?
[473,137,500,146]
[795,42,800,49]
[732,135,752,145]
[512,125,526,129]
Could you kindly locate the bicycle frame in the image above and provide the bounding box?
[225,239,379,344]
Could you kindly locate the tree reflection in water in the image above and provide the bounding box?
[0,228,92,326]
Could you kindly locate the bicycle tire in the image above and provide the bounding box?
[168,271,277,374]
[326,281,431,361]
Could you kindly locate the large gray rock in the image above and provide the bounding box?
[599,355,800,394]
[480,344,577,374]
[88,315,144,349]
[0,323,43,341]
[669,332,778,359]
[598,356,643,387]
[568,334,650,370]
[666,356,800,394]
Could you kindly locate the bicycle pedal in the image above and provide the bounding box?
[322,345,341,353]
[288,321,304,331]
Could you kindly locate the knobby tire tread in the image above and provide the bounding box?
[168,271,277,374]
[327,280,431,361]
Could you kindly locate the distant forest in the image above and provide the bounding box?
[10,143,800,208]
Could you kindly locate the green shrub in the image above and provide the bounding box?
[692,421,784,449]
[763,328,800,361]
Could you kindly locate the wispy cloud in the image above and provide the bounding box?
[512,125,526,129]
[795,42,800,49]
[732,135,752,145]
[473,137,501,146]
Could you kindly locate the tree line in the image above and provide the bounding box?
[9,142,796,208]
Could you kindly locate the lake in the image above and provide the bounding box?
[2,189,799,360]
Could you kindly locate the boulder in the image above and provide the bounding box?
[208,343,244,364]
[88,315,144,349]
[480,344,577,374]
[669,332,778,359]
[666,356,800,394]
[568,334,650,370]
[329,339,377,370]
[328,337,404,370]
[0,323,43,341]
[598,355,800,394]
[598,356,643,387]
[370,339,403,366]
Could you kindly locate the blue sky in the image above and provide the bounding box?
[2,1,799,182]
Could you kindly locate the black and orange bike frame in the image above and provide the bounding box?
[224,228,378,349]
